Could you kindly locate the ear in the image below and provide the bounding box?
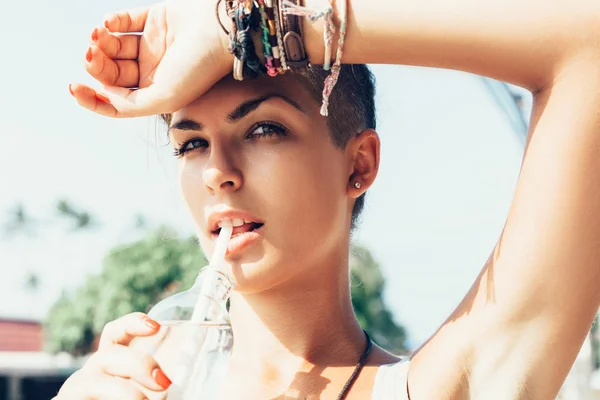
[346,128,380,198]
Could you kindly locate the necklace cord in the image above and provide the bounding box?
[336,330,373,400]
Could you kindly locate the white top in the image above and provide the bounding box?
[371,359,411,400]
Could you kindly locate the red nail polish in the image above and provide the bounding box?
[143,317,160,331]
[95,93,111,104]
[68,84,74,96]
[86,47,93,63]
[91,29,98,42]
[152,368,172,389]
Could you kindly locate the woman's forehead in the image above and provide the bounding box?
[174,74,315,120]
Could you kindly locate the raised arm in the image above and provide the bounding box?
[75,0,596,115]
[303,0,599,92]
[301,0,600,398]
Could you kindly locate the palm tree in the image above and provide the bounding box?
[3,203,36,237]
[2,200,98,293]
[56,199,96,230]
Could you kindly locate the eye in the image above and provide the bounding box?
[173,138,208,158]
[246,122,288,139]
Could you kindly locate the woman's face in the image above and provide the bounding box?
[169,75,357,293]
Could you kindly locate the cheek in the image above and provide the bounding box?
[178,159,206,226]
[253,144,347,240]
[297,153,347,229]
[246,146,283,190]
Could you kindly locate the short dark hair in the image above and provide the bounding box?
[160,64,376,230]
[297,65,376,230]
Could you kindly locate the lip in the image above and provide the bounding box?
[223,224,265,256]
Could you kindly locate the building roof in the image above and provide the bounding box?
[0,319,44,352]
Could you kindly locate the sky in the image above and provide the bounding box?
[0,0,529,349]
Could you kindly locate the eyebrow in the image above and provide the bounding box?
[168,94,306,133]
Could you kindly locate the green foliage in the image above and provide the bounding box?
[45,229,406,355]
[45,290,97,356]
[350,245,407,354]
[45,227,205,354]
[591,314,600,369]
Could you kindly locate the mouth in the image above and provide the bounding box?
[212,219,265,256]
[206,210,265,256]
[212,219,265,239]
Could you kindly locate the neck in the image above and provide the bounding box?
[227,256,366,382]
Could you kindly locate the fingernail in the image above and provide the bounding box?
[91,28,98,42]
[86,47,93,63]
[95,93,111,104]
[68,84,74,96]
[152,368,172,389]
[104,19,110,29]
[143,317,160,331]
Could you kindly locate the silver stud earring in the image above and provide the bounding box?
[354,182,362,189]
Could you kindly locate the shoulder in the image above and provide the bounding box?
[371,358,411,400]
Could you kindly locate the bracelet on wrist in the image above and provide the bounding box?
[216,0,349,116]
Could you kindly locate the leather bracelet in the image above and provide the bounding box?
[278,0,310,72]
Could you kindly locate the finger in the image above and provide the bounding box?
[85,44,140,88]
[55,370,147,400]
[69,83,119,118]
[91,26,141,60]
[104,7,150,33]
[103,86,160,118]
[99,312,161,348]
[87,346,172,391]
[70,84,144,118]
[103,41,225,117]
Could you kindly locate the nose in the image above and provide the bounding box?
[202,148,243,194]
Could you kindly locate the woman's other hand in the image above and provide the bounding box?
[70,1,233,118]
[54,312,172,399]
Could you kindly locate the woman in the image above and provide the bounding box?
[59,0,600,398]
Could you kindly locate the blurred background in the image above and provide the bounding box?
[0,1,598,399]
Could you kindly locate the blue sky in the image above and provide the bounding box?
[0,0,529,349]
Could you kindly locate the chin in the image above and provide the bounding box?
[228,253,300,294]
[228,259,276,293]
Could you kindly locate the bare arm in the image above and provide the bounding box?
[303,1,600,398]
[304,0,600,92]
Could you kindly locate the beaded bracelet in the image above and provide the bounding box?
[264,2,284,73]
[257,0,278,76]
[218,0,349,92]
[218,0,283,79]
